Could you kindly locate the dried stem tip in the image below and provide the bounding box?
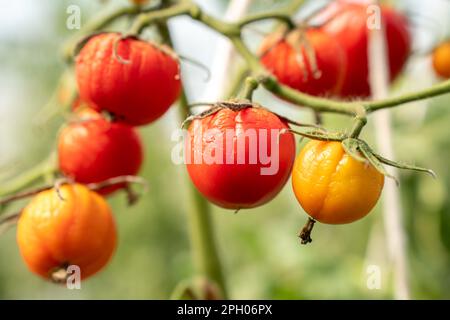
[298,217,316,245]
[50,264,69,284]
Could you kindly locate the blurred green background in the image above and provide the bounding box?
[0,0,449,299]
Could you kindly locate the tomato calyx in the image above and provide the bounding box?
[73,32,180,66]
[285,124,436,183]
[182,100,319,130]
[261,26,323,82]
[181,101,256,128]
[71,31,109,61]
[298,217,316,245]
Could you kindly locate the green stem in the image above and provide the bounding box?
[259,76,358,115]
[240,77,259,101]
[128,0,192,35]
[225,65,250,99]
[63,5,144,61]
[364,79,450,112]
[0,153,58,199]
[157,18,228,299]
[349,106,367,138]
[238,11,296,29]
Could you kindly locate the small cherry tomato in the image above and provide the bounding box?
[260,28,346,96]
[17,184,117,281]
[58,109,143,194]
[186,104,295,209]
[292,140,384,224]
[319,1,411,97]
[76,33,181,126]
[432,40,450,79]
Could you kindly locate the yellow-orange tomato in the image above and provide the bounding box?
[17,184,117,281]
[432,41,450,79]
[292,141,384,224]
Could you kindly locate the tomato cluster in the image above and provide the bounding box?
[17,32,182,281]
[261,0,411,98]
[16,0,421,282]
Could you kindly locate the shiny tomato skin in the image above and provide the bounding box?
[76,33,181,126]
[186,107,296,210]
[319,1,411,97]
[58,110,143,194]
[261,29,347,96]
[292,140,385,224]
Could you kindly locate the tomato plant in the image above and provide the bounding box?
[292,140,385,224]
[186,104,295,209]
[16,184,117,281]
[260,28,346,97]
[58,109,143,194]
[76,33,182,126]
[1,0,448,298]
[319,1,411,97]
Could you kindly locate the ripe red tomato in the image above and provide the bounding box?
[58,109,143,194]
[319,1,411,97]
[76,33,181,126]
[186,105,295,209]
[260,29,346,96]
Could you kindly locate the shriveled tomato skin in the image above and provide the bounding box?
[58,110,143,194]
[76,33,181,126]
[260,29,346,96]
[319,1,411,97]
[292,141,384,224]
[432,41,450,79]
[186,107,296,209]
[17,184,117,280]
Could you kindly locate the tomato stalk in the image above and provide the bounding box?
[62,2,164,62]
[178,91,228,299]
[349,106,367,139]
[0,175,148,208]
[298,217,316,245]
[155,17,228,298]
[240,77,259,101]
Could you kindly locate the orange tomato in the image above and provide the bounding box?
[292,140,384,224]
[432,40,450,79]
[17,184,117,281]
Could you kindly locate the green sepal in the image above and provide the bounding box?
[342,138,367,163]
[358,141,400,186]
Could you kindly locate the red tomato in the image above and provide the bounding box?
[186,105,295,209]
[58,109,143,194]
[260,29,346,96]
[76,33,181,126]
[319,1,411,97]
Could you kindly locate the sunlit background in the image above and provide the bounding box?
[0,0,449,299]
